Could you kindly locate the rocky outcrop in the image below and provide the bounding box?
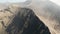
[5,8,51,34]
[0,4,51,34]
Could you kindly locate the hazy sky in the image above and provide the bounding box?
[0,0,60,6]
[0,0,27,3]
[50,0,60,6]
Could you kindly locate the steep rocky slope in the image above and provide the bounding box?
[0,6,51,34]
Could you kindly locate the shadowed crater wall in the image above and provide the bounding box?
[5,8,51,34]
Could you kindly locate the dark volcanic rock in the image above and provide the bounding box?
[5,8,51,34]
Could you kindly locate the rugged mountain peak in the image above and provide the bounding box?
[0,5,51,34]
[5,8,51,34]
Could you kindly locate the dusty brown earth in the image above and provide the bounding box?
[0,5,20,34]
[0,6,51,34]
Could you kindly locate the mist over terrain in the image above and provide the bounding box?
[0,0,60,34]
[27,0,60,34]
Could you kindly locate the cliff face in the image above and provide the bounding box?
[0,6,50,34]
